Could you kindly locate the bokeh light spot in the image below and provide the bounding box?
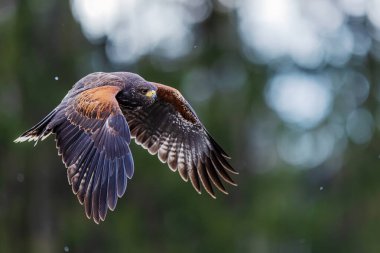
[346,108,374,144]
[266,72,332,129]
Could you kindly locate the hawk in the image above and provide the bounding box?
[15,72,237,224]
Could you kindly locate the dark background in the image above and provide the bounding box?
[1,0,380,252]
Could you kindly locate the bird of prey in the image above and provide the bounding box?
[15,72,237,224]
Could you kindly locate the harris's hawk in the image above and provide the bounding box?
[15,72,237,224]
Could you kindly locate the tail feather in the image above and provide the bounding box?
[14,109,58,145]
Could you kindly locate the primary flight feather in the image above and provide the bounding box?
[15,72,238,224]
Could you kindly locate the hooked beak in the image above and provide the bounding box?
[145,90,157,99]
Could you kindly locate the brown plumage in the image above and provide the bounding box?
[15,72,238,224]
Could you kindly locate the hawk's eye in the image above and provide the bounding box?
[140,88,149,94]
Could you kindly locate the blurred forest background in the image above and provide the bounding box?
[1,0,380,252]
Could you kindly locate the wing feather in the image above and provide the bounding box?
[107,159,118,211]
[52,84,132,223]
[205,157,227,194]
[99,159,110,221]
[198,160,215,198]
[189,162,201,194]
[74,146,96,196]
[124,83,237,198]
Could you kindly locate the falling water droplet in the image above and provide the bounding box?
[16,173,24,183]
[55,76,59,81]
[64,246,69,252]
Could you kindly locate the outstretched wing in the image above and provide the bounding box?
[125,83,237,198]
[54,85,133,224]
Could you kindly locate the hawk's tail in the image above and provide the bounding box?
[14,109,58,145]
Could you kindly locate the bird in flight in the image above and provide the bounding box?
[15,72,237,224]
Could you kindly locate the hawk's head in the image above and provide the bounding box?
[116,78,157,110]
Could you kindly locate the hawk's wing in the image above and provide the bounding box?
[125,83,237,198]
[54,85,133,224]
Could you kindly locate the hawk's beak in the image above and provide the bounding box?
[145,90,156,99]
